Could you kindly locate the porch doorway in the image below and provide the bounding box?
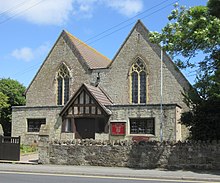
[75,118,95,139]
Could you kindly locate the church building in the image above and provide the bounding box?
[12,20,190,145]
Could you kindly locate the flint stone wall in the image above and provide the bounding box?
[39,138,220,170]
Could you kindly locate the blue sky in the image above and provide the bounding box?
[0,0,207,87]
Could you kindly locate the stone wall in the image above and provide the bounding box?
[16,21,191,145]
[25,21,190,110]
[94,21,190,112]
[12,106,63,145]
[108,104,182,142]
[26,34,91,107]
[39,138,220,170]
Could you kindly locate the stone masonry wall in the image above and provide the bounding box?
[12,106,63,145]
[39,138,220,170]
[26,35,91,107]
[95,21,190,112]
[108,104,181,142]
[26,21,190,110]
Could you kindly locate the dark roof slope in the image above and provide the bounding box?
[64,31,111,69]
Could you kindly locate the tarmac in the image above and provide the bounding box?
[0,153,220,182]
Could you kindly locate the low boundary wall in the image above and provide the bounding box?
[39,137,220,170]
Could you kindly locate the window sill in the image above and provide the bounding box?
[128,134,155,137]
[25,132,39,135]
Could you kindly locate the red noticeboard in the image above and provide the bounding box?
[111,123,125,135]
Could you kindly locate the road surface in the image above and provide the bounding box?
[0,171,214,183]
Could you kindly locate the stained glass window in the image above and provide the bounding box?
[57,64,70,105]
[64,77,69,104]
[130,59,147,104]
[132,72,138,103]
[57,77,63,105]
[140,71,146,103]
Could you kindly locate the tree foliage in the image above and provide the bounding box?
[149,3,220,140]
[0,92,9,109]
[181,69,220,140]
[207,0,220,18]
[149,5,220,70]
[0,78,26,136]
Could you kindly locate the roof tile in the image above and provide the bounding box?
[84,83,113,106]
[65,31,111,69]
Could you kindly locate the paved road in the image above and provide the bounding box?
[0,172,212,183]
[0,164,219,182]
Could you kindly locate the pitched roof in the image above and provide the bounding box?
[64,31,111,69]
[84,83,113,106]
[25,30,112,94]
[60,83,113,116]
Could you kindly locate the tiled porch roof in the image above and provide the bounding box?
[60,83,113,116]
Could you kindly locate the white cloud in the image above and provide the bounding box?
[0,0,143,25]
[105,0,143,17]
[11,42,50,62]
[0,0,73,25]
[72,0,104,19]
[12,47,34,62]
[72,0,143,18]
[35,42,50,56]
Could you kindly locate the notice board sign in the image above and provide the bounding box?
[111,122,125,136]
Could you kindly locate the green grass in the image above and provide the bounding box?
[20,144,37,154]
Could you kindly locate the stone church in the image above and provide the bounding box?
[12,20,190,145]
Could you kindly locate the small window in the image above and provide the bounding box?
[27,118,46,132]
[130,118,155,135]
[62,118,73,133]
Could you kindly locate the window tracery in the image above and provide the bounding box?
[57,64,70,105]
[130,59,147,104]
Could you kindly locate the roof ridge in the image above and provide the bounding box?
[64,30,111,63]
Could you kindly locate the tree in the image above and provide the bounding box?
[0,78,26,136]
[149,3,220,140]
[0,92,9,109]
[181,70,220,140]
[207,0,220,18]
[149,4,220,71]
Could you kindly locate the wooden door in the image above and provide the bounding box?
[75,118,95,139]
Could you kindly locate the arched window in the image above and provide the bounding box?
[57,64,70,105]
[130,59,147,104]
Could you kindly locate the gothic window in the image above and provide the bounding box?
[130,59,147,103]
[57,64,70,105]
